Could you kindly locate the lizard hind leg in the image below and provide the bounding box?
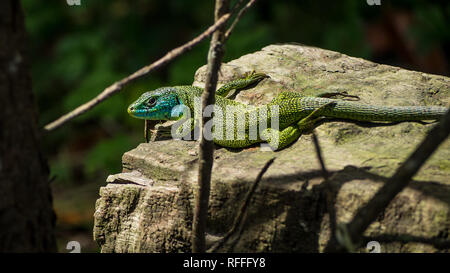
[260,126,302,151]
[296,101,337,130]
[315,91,360,101]
[173,117,197,140]
[259,102,337,150]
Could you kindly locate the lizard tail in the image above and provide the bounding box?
[299,97,448,121]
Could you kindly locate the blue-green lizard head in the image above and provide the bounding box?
[127,87,185,120]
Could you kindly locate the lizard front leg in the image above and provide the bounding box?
[144,120,151,143]
[172,117,198,140]
[215,71,268,97]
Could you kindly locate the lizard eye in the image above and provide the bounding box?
[147,97,157,107]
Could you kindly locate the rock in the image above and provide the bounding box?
[94,44,450,253]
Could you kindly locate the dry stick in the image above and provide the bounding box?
[229,0,246,13]
[224,0,258,41]
[328,108,450,252]
[311,132,337,248]
[192,0,230,253]
[208,157,276,253]
[43,13,231,132]
[311,132,329,179]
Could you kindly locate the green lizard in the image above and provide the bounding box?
[127,72,447,151]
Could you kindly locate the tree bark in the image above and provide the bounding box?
[0,0,56,252]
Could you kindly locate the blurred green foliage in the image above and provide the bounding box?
[21,0,449,252]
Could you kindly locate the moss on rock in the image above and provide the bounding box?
[94,44,449,253]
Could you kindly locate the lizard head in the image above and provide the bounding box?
[127,88,185,120]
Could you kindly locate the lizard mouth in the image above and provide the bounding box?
[127,106,153,118]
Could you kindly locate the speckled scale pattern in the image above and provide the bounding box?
[128,73,447,150]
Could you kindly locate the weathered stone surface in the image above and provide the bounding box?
[94,44,450,253]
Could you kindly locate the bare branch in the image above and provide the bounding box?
[311,132,337,249]
[311,132,329,180]
[43,13,231,132]
[330,108,450,252]
[208,157,276,252]
[224,0,258,41]
[192,0,230,253]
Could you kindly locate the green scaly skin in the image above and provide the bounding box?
[127,72,448,151]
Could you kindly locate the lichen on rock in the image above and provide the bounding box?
[94,44,450,253]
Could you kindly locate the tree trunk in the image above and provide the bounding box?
[0,0,56,252]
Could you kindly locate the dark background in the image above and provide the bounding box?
[21,0,449,252]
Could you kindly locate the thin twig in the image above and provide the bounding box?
[208,157,276,252]
[230,0,246,13]
[43,13,231,132]
[311,132,329,180]
[328,109,450,252]
[192,0,230,253]
[311,132,337,250]
[224,0,258,41]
